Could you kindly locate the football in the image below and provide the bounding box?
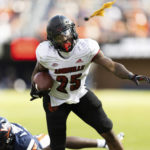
[33,72,53,91]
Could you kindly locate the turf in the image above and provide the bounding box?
[0,89,150,150]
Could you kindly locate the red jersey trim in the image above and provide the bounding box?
[91,49,100,62]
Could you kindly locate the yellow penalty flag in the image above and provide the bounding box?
[84,0,116,21]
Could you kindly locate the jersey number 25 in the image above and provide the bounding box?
[56,73,82,93]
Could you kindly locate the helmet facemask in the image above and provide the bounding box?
[52,28,74,52]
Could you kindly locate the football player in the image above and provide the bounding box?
[30,15,150,150]
[0,116,124,150]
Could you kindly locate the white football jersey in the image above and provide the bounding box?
[36,38,100,106]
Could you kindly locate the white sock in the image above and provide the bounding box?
[96,139,106,148]
[117,132,124,141]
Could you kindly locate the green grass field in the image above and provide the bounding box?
[0,89,150,150]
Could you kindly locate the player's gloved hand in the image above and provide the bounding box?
[30,84,50,101]
[130,74,150,86]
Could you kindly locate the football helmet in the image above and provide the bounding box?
[47,15,78,52]
[0,117,14,150]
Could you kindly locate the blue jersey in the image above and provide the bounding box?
[11,123,42,150]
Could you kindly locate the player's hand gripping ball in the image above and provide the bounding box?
[33,72,53,91]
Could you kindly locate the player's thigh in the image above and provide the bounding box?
[72,89,113,134]
[43,95,71,149]
[43,95,70,132]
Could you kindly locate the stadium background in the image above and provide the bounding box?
[0,0,150,149]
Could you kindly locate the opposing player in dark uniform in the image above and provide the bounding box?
[0,116,44,150]
[30,15,150,150]
[0,116,124,150]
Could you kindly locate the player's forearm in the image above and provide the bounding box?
[31,63,40,83]
[113,62,134,79]
[31,62,48,83]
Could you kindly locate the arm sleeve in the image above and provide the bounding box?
[87,39,100,61]
[36,44,48,68]
[36,44,43,63]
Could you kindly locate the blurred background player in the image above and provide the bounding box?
[0,116,124,150]
[30,15,150,150]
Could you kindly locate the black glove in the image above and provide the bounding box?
[30,84,50,101]
[130,74,150,86]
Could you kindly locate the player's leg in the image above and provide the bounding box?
[101,130,124,150]
[43,95,71,150]
[37,133,124,150]
[71,89,124,150]
[66,133,124,149]
[66,136,107,149]
[66,136,98,149]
